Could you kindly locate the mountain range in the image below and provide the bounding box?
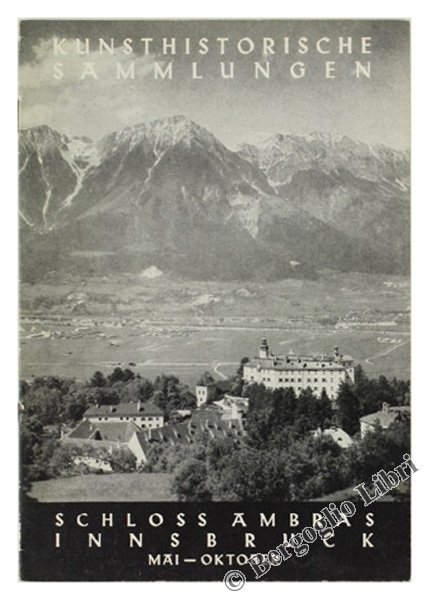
[19,116,410,282]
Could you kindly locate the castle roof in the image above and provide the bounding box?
[245,354,352,372]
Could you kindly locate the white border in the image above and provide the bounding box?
[3,2,429,599]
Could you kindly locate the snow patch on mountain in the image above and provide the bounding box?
[140,266,164,279]
[61,137,100,208]
[229,193,262,238]
[36,150,52,226]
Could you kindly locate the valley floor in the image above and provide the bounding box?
[20,272,410,384]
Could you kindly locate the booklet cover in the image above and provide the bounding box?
[18,19,411,583]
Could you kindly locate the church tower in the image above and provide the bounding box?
[259,337,269,359]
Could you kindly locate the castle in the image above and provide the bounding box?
[242,338,355,400]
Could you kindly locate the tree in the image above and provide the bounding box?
[285,436,348,500]
[293,389,321,434]
[209,434,350,502]
[20,376,86,427]
[20,415,43,465]
[237,357,250,376]
[60,390,91,423]
[353,364,367,388]
[205,437,237,473]
[230,357,250,396]
[196,372,215,386]
[171,459,211,501]
[31,376,74,394]
[97,387,121,406]
[109,447,137,472]
[390,378,410,406]
[246,385,330,447]
[152,374,196,419]
[31,438,61,479]
[22,385,64,426]
[336,383,361,435]
[119,378,154,403]
[154,374,180,396]
[351,364,411,416]
[152,390,167,413]
[20,380,30,397]
[316,390,334,428]
[247,382,271,411]
[272,388,297,429]
[346,418,410,483]
[212,446,283,501]
[147,443,192,473]
[107,367,135,385]
[230,380,244,397]
[90,371,107,388]
[245,403,277,449]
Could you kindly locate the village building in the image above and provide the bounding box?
[313,426,354,449]
[61,420,142,472]
[360,403,410,438]
[243,338,354,400]
[195,380,231,407]
[129,404,246,465]
[60,391,247,467]
[84,401,164,429]
[60,402,164,470]
[212,394,248,428]
[195,383,217,407]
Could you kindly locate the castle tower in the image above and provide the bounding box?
[195,384,216,407]
[259,338,269,359]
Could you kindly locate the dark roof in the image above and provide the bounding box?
[133,422,193,449]
[67,419,141,443]
[66,419,93,439]
[148,422,193,445]
[245,356,350,372]
[84,402,163,418]
[245,348,353,373]
[190,408,223,427]
[132,409,246,452]
[360,405,410,428]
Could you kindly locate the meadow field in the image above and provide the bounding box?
[28,472,175,502]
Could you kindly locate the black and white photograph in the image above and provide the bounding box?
[16,17,414,583]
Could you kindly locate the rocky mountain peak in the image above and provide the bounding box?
[19,117,410,282]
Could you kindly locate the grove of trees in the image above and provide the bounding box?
[20,367,197,488]
[20,363,411,503]
[142,366,411,501]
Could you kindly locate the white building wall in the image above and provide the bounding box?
[72,456,113,473]
[127,433,148,464]
[243,365,352,400]
[360,421,376,439]
[195,386,209,407]
[86,415,164,428]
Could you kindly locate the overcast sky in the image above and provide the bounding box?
[19,20,410,150]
